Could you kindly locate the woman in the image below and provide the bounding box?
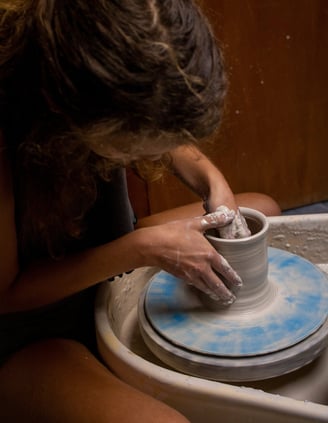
[0,1,279,421]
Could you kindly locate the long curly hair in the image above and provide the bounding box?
[0,0,227,259]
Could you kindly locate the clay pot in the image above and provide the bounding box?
[204,207,272,312]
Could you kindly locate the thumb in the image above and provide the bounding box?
[196,207,235,231]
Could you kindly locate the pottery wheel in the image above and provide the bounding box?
[138,247,328,381]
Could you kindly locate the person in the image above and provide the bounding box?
[0,0,280,422]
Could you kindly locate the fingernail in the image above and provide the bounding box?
[235,277,243,287]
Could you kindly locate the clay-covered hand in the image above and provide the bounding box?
[216,205,251,239]
[140,209,243,305]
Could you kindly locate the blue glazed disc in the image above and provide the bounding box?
[144,248,328,357]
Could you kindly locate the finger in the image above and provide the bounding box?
[219,208,251,239]
[235,208,251,238]
[187,273,236,305]
[212,253,243,291]
[194,208,235,232]
[201,270,237,305]
[186,278,210,295]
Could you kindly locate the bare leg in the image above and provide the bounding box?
[137,192,281,228]
[0,339,189,423]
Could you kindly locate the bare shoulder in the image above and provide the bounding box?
[0,131,19,295]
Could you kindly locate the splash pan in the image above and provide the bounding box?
[95,214,328,422]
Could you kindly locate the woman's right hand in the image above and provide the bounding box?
[138,209,243,305]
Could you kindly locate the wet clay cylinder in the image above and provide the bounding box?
[205,207,272,312]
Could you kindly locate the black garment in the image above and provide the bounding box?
[0,168,135,364]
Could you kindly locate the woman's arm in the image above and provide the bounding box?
[0,138,240,313]
[169,145,238,213]
[1,132,246,313]
[0,229,148,313]
[0,212,240,313]
[138,145,280,228]
[168,145,252,238]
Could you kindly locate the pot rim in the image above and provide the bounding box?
[205,207,269,244]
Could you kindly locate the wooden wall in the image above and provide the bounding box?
[128,0,328,217]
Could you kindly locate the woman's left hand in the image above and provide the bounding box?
[137,209,243,305]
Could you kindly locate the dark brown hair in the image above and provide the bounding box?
[0,0,226,259]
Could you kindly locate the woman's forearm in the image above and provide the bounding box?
[0,229,148,313]
[1,207,245,314]
[169,145,237,211]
